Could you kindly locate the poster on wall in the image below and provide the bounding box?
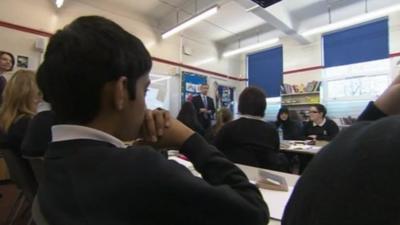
[181,71,207,103]
[214,81,235,112]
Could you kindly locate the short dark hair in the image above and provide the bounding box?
[177,102,202,131]
[238,87,266,117]
[311,104,327,117]
[37,16,152,124]
[0,51,15,71]
[277,106,289,122]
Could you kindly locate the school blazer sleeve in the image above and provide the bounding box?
[135,133,269,225]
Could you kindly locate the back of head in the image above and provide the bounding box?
[215,108,233,125]
[37,16,152,124]
[213,107,233,134]
[177,102,199,127]
[238,87,266,117]
[0,70,38,131]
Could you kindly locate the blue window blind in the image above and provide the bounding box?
[248,47,283,97]
[324,19,389,67]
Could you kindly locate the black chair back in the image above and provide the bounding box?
[32,195,50,225]
[1,148,37,202]
[24,156,45,184]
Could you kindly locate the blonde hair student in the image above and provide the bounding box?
[0,70,39,131]
[0,70,39,155]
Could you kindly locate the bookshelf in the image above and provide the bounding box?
[281,92,320,106]
[281,92,320,97]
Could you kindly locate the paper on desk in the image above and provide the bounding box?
[260,186,294,220]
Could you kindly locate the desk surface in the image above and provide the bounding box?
[237,164,300,224]
[280,140,328,155]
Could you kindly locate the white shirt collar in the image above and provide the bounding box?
[52,125,126,148]
[313,118,327,127]
[240,114,265,121]
[37,101,52,113]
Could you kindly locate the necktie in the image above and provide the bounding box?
[203,96,208,109]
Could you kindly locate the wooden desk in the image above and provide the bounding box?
[237,164,300,225]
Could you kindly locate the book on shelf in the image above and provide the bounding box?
[281,81,321,95]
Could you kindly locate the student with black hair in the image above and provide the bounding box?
[275,107,304,140]
[303,104,339,141]
[177,101,205,135]
[282,74,400,225]
[214,87,288,171]
[36,16,268,225]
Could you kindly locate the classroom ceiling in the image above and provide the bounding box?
[73,0,398,50]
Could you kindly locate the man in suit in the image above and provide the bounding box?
[35,16,268,225]
[191,83,216,129]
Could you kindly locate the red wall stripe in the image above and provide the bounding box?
[390,52,400,57]
[152,57,247,81]
[0,20,247,81]
[283,66,324,75]
[0,20,53,37]
[2,20,399,78]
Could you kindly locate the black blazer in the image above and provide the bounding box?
[22,111,55,157]
[0,116,31,156]
[191,95,215,129]
[38,134,268,225]
[214,118,288,171]
[303,118,339,141]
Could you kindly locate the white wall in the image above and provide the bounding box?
[0,0,245,111]
[0,26,45,79]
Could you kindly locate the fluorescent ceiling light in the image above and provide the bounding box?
[162,5,219,39]
[55,0,64,8]
[301,3,400,36]
[222,38,279,58]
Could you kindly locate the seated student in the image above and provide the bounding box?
[282,74,400,225]
[214,87,288,171]
[36,16,268,225]
[303,104,339,141]
[177,101,205,136]
[0,70,40,155]
[204,107,233,143]
[21,100,55,157]
[275,107,304,140]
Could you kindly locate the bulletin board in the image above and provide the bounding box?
[181,71,207,103]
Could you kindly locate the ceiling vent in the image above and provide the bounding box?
[250,0,281,8]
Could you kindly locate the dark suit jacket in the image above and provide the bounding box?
[22,111,55,157]
[38,134,269,225]
[191,95,215,129]
[282,103,400,225]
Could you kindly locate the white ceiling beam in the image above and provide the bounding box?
[235,0,310,44]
